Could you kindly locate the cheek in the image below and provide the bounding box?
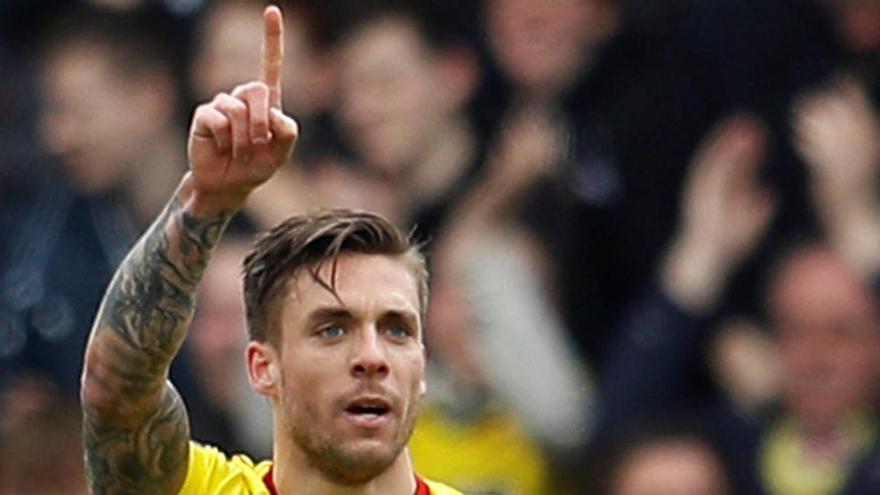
[384,76,437,128]
[835,347,878,384]
[280,367,335,421]
[279,352,334,399]
[402,351,427,395]
[779,343,808,375]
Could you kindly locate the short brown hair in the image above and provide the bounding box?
[242,209,428,344]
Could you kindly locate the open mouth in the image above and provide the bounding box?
[345,398,391,417]
[345,403,390,416]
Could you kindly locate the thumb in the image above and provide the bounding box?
[269,108,299,164]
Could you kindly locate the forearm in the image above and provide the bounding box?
[461,233,594,450]
[83,174,232,412]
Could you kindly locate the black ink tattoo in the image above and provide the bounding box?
[81,193,231,494]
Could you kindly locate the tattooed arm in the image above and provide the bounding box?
[79,6,297,493]
[81,181,230,493]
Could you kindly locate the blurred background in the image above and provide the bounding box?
[3,0,880,493]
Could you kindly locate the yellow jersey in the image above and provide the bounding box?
[179,442,462,495]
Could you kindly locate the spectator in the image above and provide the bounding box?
[602,113,880,494]
[332,0,482,240]
[483,0,620,107]
[178,238,273,458]
[597,422,731,495]
[0,6,184,395]
[38,8,183,221]
[479,0,721,364]
[0,373,86,495]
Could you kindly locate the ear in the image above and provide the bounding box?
[246,341,281,397]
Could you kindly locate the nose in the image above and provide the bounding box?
[351,328,390,379]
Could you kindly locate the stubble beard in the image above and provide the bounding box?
[287,396,423,486]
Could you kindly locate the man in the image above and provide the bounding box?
[332,0,482,240]
[79,6,460,495]
[602,424,731,495]
[0,6,183,397]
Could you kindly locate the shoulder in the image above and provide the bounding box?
[178,442,273,495]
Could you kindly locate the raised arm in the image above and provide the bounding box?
[80,6,296,493]
[601,116,775,425]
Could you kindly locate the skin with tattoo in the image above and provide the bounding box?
[80,6,297,493]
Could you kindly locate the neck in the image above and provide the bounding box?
[272,437,418,495]
[406,115,475,208]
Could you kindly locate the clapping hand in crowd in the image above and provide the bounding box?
[662,116,776,313]
[793,77,880,276]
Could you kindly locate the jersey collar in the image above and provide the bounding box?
[263,468,431,495]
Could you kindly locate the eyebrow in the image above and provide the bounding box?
[306,307,355,325]
[305,306,421,330]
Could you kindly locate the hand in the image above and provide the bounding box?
[794,77,880,204]
[793,77,880,275]
[709,317,779,415]
[186,5,298,214]
[484,106,565,204]
[663,116,776,313]
[449,106,565,236]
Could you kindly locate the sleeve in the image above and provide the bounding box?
[598,283,711,431]
[178,442,233,495]
[461,236,595,451]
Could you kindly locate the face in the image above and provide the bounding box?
[337,17,453,174]
[252,253,426,484]
[771,248,880,430]
[39,42,137,192]
[486,0,617,97]
[612,440,729,495]
[192,243,250,407]
[825,0,880,52]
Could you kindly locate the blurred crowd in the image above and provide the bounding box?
[3,0,880,494]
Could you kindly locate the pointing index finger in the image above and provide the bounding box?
[262,5,284,109]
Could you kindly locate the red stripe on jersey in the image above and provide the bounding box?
[263,468,431,495]
[264,468,279,495]
[415,475,432,495]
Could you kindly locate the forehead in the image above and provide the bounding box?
[44,40,109,75]
[281,253,421,320]
[772,253,874,318]
[341,16,433,70]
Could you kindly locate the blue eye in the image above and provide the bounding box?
[385,325,412,340]
[318,324,345,339]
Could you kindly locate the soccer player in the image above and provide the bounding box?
[79,6,461,495]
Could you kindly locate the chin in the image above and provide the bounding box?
[321,441,401,485]
[295,428,405,486]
